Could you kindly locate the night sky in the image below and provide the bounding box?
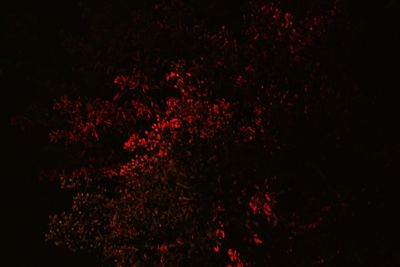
[2,0,399,266]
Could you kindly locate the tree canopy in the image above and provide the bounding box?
[4,0,398,266]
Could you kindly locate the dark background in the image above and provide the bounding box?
[2,0,399,266]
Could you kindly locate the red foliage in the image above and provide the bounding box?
[45,1,339,265]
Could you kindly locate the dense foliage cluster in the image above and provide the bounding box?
[44,1,348,266]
